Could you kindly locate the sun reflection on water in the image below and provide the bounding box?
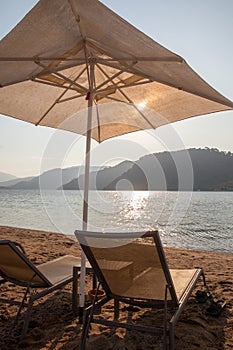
[120,191,150,220]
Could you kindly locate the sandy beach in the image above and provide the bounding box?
[0,225,232,350]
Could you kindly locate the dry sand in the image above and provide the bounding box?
[0,225,232,350]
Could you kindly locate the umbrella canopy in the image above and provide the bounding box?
[1,0,233,314]
[0,0,233,142]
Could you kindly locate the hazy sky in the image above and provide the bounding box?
[0,0,233,177]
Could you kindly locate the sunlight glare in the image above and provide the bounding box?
[121,191,149,220]
[137,102,146,110]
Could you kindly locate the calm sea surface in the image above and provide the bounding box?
[0,189,233,253]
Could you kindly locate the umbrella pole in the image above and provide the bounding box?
[79,61,95,321]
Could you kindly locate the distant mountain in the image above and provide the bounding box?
[0,168,75,190]
[61,161,133,190]
[2,149,233,191]
[0,175,35,188]
[104,148,233,191]
[0,172,17,183]
[0,166,104,190]
[62,148,233,191]
[187,148,233,191]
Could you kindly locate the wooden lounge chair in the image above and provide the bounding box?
[0,239,86,339]
[75,230,208,350]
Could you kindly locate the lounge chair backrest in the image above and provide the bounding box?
[75,230,178,304]
[0,240,51,287]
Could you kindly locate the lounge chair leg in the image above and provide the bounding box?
[10,284,30,336]
[114,299,119,320]
[81,310,89,350]
[169,322,174,350]
[81,282,101,349]
[79,307,84,324]
[162,285,169,350]
[201,271,213,300]
[20,297,33,340]
[92,274,97,289]
[201,270,207,288]
[72,266,79,315]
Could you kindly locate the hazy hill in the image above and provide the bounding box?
[0,168,77,190]
[2,148,233,191]
[0,166,103,190]
[60,148,233,191]
[105,148,233,191]
[0,172,17,183]
[0,175,34,188]
[61,161,133,190]
[187,148,233,190]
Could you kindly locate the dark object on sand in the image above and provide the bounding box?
[206,300,226,317]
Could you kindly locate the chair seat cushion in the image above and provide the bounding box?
[37,255,82,285]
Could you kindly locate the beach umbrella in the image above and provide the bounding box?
[0,0,233,313]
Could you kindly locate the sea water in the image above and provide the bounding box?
[0,189,233,253]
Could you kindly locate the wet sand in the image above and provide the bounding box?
[0,225,232,349]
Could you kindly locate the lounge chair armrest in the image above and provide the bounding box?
[12,241,26,255]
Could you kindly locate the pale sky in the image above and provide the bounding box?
[0,0,233,177]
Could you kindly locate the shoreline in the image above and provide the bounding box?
[2,223,233,256]
[0,225,232,349]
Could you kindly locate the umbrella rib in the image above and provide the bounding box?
[1,77,32,88]
[35,61,88,93]
[67,0,94,91]
[85,39,183,64]
[96,79,151,95]
[67,0,86,41]
[0,56,182,63]
[94,102,101,143]
[57,92,87,104]
[32,78,80,92]
[35,60,86,76]
[83,42,91,90]
[0,57,84,62]
[91,64,101,143]
[1,57,231,108]
[86,39,141,77]
[96,63,131,103]
[34,64,88,93]
[96,59,160,84]
[95,69,125,91]
[44,41,85,70]
[35,86,72,126]
[98,59,233,108]
[94,61,151,100]
[1,55,232,107]
[101,95,132,104]
[35,66,88,126]
[96,63,156,129]
[96,56,183,63]
[35,101,60,126]
[0,61,86,88]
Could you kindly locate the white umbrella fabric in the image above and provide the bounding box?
[1,0,233,313]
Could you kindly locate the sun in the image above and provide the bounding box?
[137,102,146,110]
